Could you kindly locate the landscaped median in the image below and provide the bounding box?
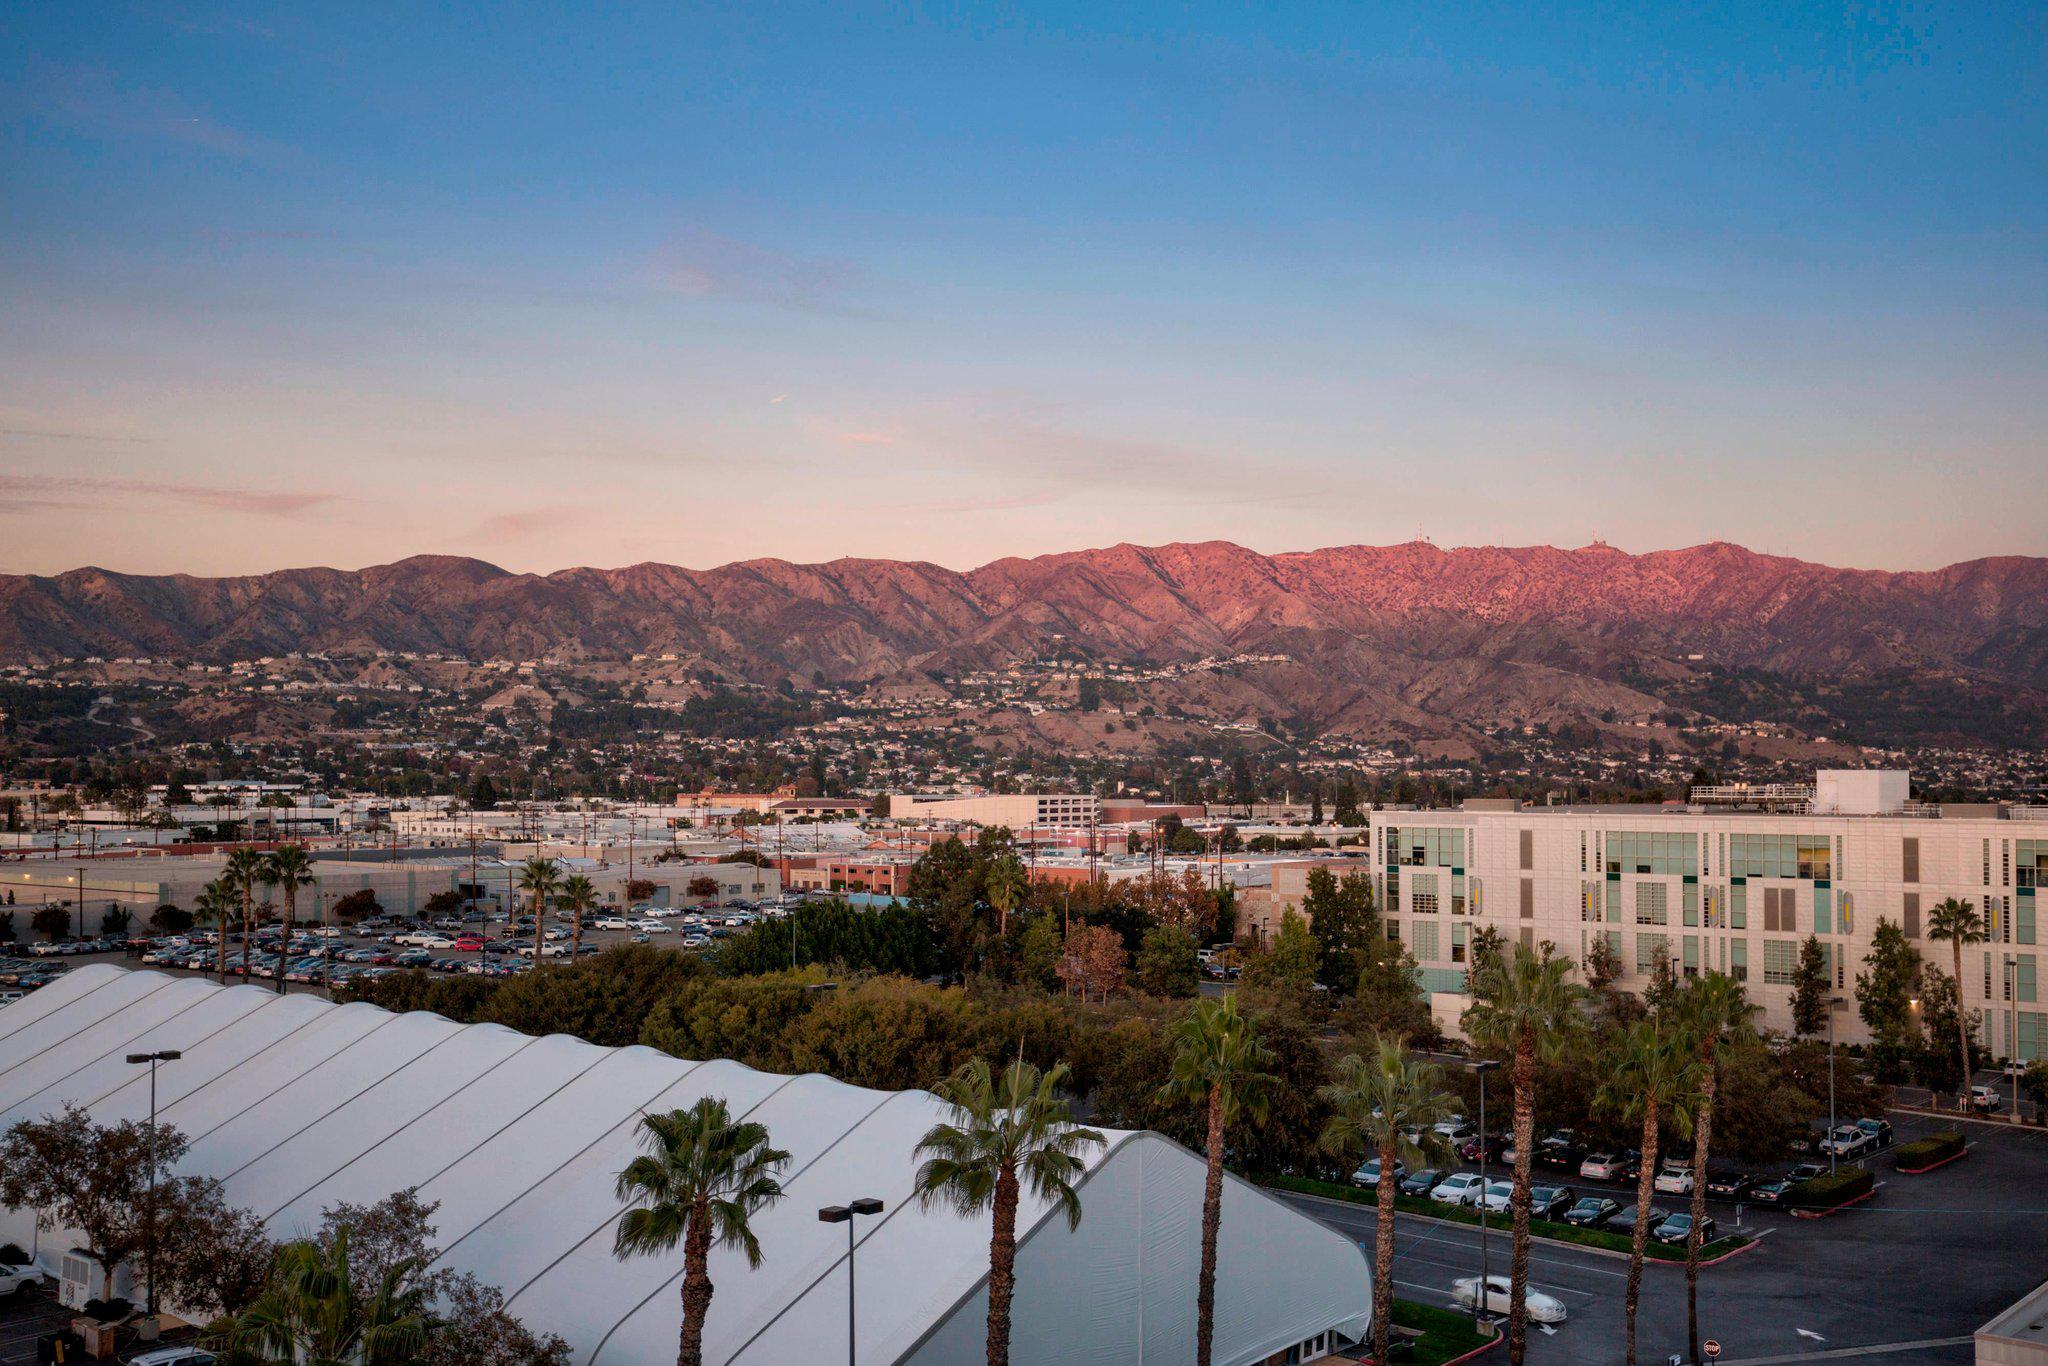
[1255,1173,1754,1263]
[1388,1298,1500,1363]
[1893,1130,1967,1174]
[1784,1166,1875,1217]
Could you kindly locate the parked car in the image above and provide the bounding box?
[1398,1168,1444,1197]
[1529,1183,1575,1220]
[1580,1151,1633,1182]
[1477,1180,1515,1213]
[1970,1085,2002,1112]
[2,1259,48,1297]
[2003,1059,2031,1079]
[1431,1173,1487,1207]
[127,1348,219,1366]
[1536,1135,1582,1170]
[1432,1120,1477,1145]
[1458,1133,1507,1164]
[1704,1171,1757,1199]
[1750,1163,1825,1205]
[1609,1203,1668,1235]
[592,917,632,931]
[1818,1125,1875,1159]
[1563,1195,1619,1228]
[1452,1275,1567,1324]
[1652,1211,1715,1246]
[1353,1158,1404,1189]
[1653,1160,1695,1195]
[635,921,673,934]
[1855,1117,1893,1146]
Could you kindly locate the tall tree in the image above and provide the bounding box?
[224,846,268,983]
[1158,995,1277,1366]
[914,1056,1104,1366]
[1927,897,1986,1108]
[558,874,598,963]
[1301,867,1375,991]
[1670,971,1759,1365]
[1317,1038,1459,1366]
[1854,918,1924,1083]
[224,1225,434,1365]
[262,844,316,995]
[1461,942,1586,1366]
[985,854,1028,938]
[1594,1021,1701,1366]
[517,857,561,966]
[1791,935,1830,1036]
[612,1098,790,1366]
[195,879,237,981]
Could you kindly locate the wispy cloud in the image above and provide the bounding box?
[0,475,334,517]
[23,62,273,158]
[475,509,563,542]
[0,426,155,444]
[647,228,858,312]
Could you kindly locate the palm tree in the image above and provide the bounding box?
[222,1225,434,1365]
[262,845,315,995]
[1671,971,1759,1364]
[1928,897,1985,1108]
[517,857,560,966]
[985,854,1028,938]
[1157,994,1277,1366]
[1461,941,1586,1366]
[915,1055,1104,1366]
[223,847,267,983]
[613,1098,790,1366]
[559,874,598,962]
[1594,1021,1701,1366]
[1318,1037,1460,1365]
[194,879,236,982]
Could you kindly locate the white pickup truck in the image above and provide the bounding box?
[2,1259,48,1297]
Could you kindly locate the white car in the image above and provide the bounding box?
[1452,1275,1567,1324]
[1431,1173,1486,1208]
[1971,1084,2003,1111]
[592,917,633,931]
[128,1348,219,1366]
[2,1260,48,1297]
[635,921,672,934]
[2003,1059,2032,1079]
[1477,1180,1514,1213]
[1817,1126,1874,1158]
[681,935,711,948]
[1653,1160,1695,1195]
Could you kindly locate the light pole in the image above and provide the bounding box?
[1826,995,1846,1175]
[818,1197,883,1364]
[126,1049,181,1319]
[1467,1058,1501,1323]
[2007,956,2021,1120]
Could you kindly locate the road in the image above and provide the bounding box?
[1282,1109,2048,1364]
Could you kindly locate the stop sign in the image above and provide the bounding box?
[1704,1342,1722,1360]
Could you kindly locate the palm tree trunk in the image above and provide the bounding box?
[1954,940,1972,1108]
[679,1205,714,1366]
[1196,1082,1226,1366]
[1686,1059,1716,1364]
[987,1164,1019,1366]
[276,886,294,994]
[1506,1027,1537,1366]
[240,887,253,980]
[1625,1101,1660,1366]
[571,904,584,962]
[1373,1135,1398,1365]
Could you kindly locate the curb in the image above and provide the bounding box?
[1792,1187,1877,1219]
[1647,1235,1761,1269]
[1895,1147,1969,1176]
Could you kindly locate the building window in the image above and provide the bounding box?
[1762,940,1796,985]
[1635,883,1668,926]
[1604,831,1698,877]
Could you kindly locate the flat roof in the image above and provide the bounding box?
[1979,1277,2048,1346]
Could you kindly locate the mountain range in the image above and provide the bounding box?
[5,541,2046,745]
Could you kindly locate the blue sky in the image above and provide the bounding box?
[2,2,2043,574]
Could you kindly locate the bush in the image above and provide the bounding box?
[1786,1166,1874,1209]
[0,1242,26,1264]
[1893,1130,1965,1172]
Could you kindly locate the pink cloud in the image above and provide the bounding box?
[26,62,272,158]
[0,475,335,517]
[648,228,857,311]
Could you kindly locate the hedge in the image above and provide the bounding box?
[1255,1172,1750,1262]
[1392,1298,1498,1365]
[1785,1166,1874,1210]
[1894,1130,1965,1173]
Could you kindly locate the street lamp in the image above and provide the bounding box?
[126,1050,181,1320]
[1826,996,1846,1175]
[818,1197,884,1364]
[2006,957,2021,1120]
[1466,1058,1502,1323]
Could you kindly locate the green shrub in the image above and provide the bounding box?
[1787,1166,1874,1208]
[1893,1130,1964,1171]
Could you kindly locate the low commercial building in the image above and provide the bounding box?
[896,793,1102,830]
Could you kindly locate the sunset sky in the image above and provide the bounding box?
[3,3,2044,576]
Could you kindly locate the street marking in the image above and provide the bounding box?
[1796,1329,1826,1341]
[1716,1336,1973,1363]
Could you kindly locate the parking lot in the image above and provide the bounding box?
[1288,1108,2048,1362]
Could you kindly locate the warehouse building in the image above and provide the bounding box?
[0,966,1369,1364]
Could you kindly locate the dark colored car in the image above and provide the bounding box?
[1459,1134,1507,1164]
[1751,1163,1826,1205]
[1529,1183,1576,1220]
[1705,1171,1757,1199]
[1855,1117,1894,1147]
[1609,1203,1668,1235]
[1652,1212,1714,1246]
[1398,1168,1444,1197]
[1563,1196,1619,1228]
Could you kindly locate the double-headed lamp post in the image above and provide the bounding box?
[125,1049,181,1319]
[1467,1058,1502,1322]
[818,1197,883,1364]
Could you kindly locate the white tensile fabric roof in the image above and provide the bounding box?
[0,965,1370,1364]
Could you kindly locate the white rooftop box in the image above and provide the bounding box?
[1813,770,1910,816]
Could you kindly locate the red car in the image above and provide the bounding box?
[454,936,485,951]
